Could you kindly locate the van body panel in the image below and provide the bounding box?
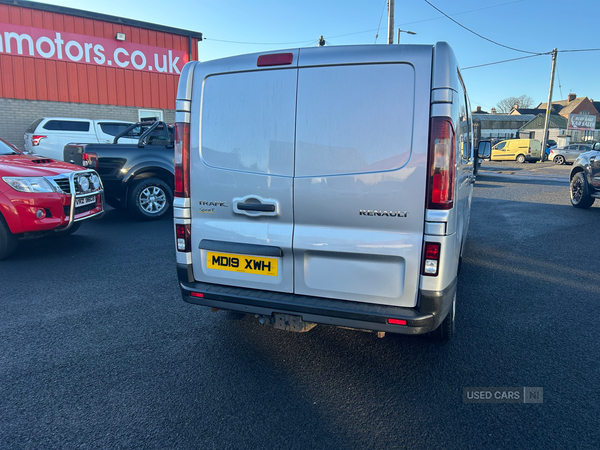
[188,62,298,293]
[292,46,432,307]
[431,42,460,93]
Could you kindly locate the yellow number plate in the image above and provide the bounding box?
[206,251,278,277]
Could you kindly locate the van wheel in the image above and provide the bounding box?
[570,172,595,209]
[429,293,456,342]
[0,216,18,260]
[516,154,526,163]
[128,178,173,220]
[553,155,565,165]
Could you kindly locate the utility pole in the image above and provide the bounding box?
[541,48,557,162]
[387,0,395,44]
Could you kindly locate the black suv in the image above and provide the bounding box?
[570,142,600,208]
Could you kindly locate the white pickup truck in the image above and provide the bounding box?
[24,118,137,161]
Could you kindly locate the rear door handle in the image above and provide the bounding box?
[237,203,275,212]
[233,196,278,217]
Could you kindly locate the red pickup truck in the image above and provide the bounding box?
[0,138,104,260]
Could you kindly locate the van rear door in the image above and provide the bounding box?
[292,46,432,308]
[189,53,299,293]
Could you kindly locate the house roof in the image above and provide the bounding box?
[519,113,568,130]
[510,108,547,116]
[537,97,594,117]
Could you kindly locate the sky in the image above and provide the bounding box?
[41,0,600,112]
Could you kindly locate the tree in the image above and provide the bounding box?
[496,95,534,113]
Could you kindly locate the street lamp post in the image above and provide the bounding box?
[397,29,416,44]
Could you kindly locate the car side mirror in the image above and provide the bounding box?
[593,143,600,151]
[477,141,491,159]
[474,141,491,176]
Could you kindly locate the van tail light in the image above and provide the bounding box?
[422,242,441,276]
[257,53,293,67]
[82,152,98,169]
[31,135,46,146]
[174,122,190,198]
[528,146,531,154]
[426,118,455,210]
[176,224,191,252]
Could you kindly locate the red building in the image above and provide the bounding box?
[0,0,202,149]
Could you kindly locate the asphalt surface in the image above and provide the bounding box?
[1,163,599,449]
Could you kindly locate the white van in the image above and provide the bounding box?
[24,118,137,160]
[173,43,476,341]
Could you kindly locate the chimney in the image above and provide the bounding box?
[491,107,497,114]
[476,106,482,112]
[568,93,576,102]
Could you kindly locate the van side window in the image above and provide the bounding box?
[495,142,506,150]
[457,71,471,161]
[43,120,90,132]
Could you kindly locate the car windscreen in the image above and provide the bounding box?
[0,139,21,155]
[26,118,44,134]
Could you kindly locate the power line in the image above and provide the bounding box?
[203,0,529,47]
[556,64,564,99]
[422,0,541,55]
[461,53,548,70]
[401,0,527,27]
[374,0,387,44]
[557,48,600,53]
[202,37,316,45]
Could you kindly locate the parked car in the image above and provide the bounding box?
[63,121,174,220]
[0,137,104,260]
[569,143,600,208]
[173,43,478,342]
[24,118,138,161]
[549,144,593,165]
[490,139,541,163]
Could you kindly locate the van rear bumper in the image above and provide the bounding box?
[177,264,456,335]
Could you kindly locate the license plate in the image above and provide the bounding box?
[75,196,96,207]
[206,251,278,277]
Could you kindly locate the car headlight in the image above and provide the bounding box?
[78,175,90,191]
[90,173,100,190]
[2,176,56,193]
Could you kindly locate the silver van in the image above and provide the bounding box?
[173,43,475,341]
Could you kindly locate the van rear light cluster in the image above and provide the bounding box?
[82,152,98,169]
[176,224,191,252]
[174,122,190,198]
[426,118,455,210]
[422,242,441,276]
[31,135,46,146]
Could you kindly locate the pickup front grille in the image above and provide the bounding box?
[54,177,71,194]
[52,171,102,195]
